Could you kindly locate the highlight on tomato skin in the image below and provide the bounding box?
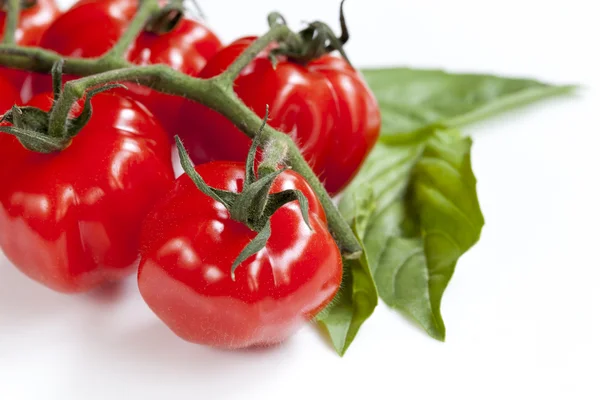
[138,162,343,349]
[0,91,174,293]
[177,36,381,195]
[27,0,222,135]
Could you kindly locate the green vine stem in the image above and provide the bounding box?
[216,24,301,86]
[1,0,21,45]
[100,0,160,60]
[258,140,288,177]
[0,0,362,258]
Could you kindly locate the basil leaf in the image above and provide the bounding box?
[322,68,570,350]
[369,130,483,340]
[361,67,575,142]
[317,189,378,356]
[318,134,428,352]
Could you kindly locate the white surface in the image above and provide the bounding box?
[1,1,599,399]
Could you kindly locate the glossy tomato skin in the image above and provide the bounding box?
[126,18,222,134]
[177,36,381,195]
[0,74,22,180]
[0,92,174,293]
[0,0,60,99]
[138,162,342,348]
[31,0,221,134]
[0,72,19,111]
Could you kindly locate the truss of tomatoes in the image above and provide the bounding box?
[0,0,380,349]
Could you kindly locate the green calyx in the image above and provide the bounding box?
[174,109,313,279]
[0,60,125,153]
[267,0,352,66]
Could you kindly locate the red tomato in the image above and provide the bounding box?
[30,0,221,134]
[0,73,20,178]
[177,36,381,195]
[138,162,342,348]
[0,72,19,112]
[0,0,60,99]
[0,92,174,293]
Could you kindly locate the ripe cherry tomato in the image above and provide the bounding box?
[138,161,343,348]
[0,0,60,98]
[0,92,174,293]
[0,72,19,112]
[177,36,381,195]
[0,73,21,180]
[31,0,221,134]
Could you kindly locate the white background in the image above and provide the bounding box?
[1,1,599,399]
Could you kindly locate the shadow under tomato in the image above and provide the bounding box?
[2,249,305,396]
[0,255,67,324]
[66,316,297,396]
[0,251,132,327]
[112,319,295,361]
[84,279,129,304]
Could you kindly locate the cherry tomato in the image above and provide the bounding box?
[177,36,381,195]
[0,92,174,293]
[0,72,19,112]
[31,0,221,134]
[138,161,342,348]
[0,73,21,180]
[0,0,60,99]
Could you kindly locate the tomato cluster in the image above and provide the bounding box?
[179,36,381,194]
[0,0,379,348]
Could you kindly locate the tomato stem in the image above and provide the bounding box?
[215,24,301,88]
[101,0,161,60]
[258,138,288,178]
[1,0,21,45]
[50,59,64,102]
[267,12,287,28]
[331,0,350,49]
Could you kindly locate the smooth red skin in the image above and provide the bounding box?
[138,163,342,348]
[0,0,60,99]
[178,36,381,195]
[0,74,21,180]
[0,92,174,293]
[30,0,221,134]
[0,73,19,110]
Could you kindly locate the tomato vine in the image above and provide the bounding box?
[0,0,363,259]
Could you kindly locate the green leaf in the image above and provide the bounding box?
[320,68,570,350]
[317,188,378,356]
[351,128,483,341]
[361,67,575,142]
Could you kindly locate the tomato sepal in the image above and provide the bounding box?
[0,61,127,153]
[267,1,351,66]
[174,111,313,277]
